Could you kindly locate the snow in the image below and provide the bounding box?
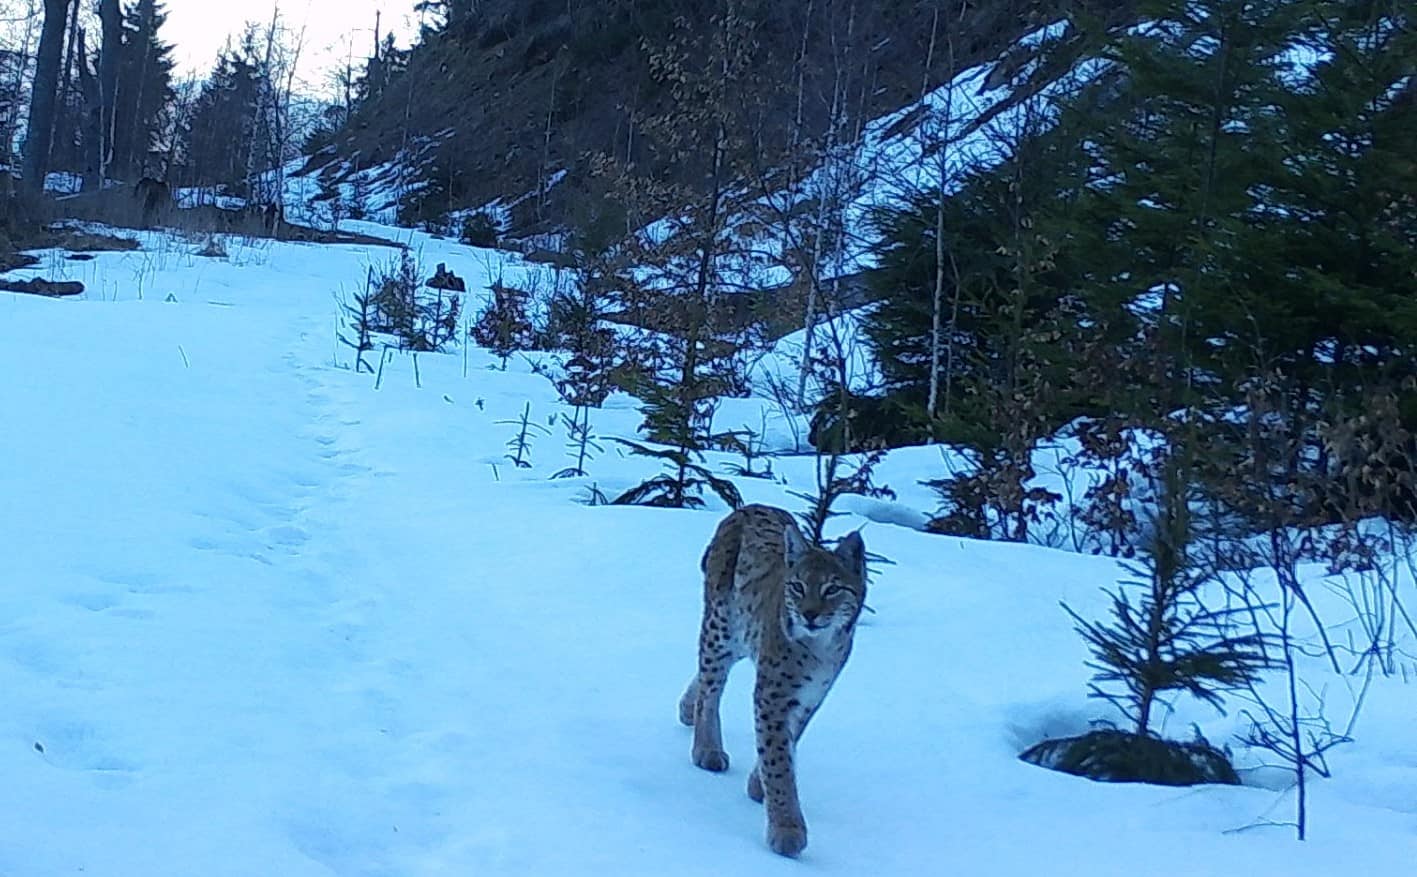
[173,186,248,211]
[43,172,85,195]
[2,226,1417,876]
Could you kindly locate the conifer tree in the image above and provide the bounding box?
[604,0,762,510]
[113,0,175,177]
[1060,0,1302,420]
[182,31,263,185]
[866,95,1089,539]
[1243,0,1417,463]
[1065,446,1269,739]
[1060,0,1415,521]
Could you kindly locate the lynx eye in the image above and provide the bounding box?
[787,581,805,597]
[822,584,848,599]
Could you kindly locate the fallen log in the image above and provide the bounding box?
[0,277,85,297]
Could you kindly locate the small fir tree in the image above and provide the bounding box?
[337,271,377,373]
[1064,449,1269,739]
[470,280,537,367]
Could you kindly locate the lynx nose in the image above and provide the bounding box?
[802,608,821,625]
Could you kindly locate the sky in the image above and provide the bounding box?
[163,0,419,88]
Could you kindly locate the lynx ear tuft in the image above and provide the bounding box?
[834,531,866,579]
[783,524,810,567]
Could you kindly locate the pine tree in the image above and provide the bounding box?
[865,95,1090,539]
[112,0,175,177]
[1066,448,1269,739]
[1058,0,1416,523]
[1026,435,1270,787]
[1023,0,1414,797]
[470,280,536,366]
[1230,1,1415,377]
[865,89,1095,438]
[602,0,765,510]
[1245,0,1417,500]
[181,28,263,186]
[1060,0,1304,420]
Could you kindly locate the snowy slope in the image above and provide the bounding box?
[2,228,1416,876]
[277,22,1091,263]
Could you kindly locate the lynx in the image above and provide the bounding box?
[678,504,867,857]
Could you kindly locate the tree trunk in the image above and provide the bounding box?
[929,183,945,418]
[922,6,944,420]
[96,0,120,186]
[538,59,561,222]
[123,0,157,177]
[272,19,306,235]
[58,0,78,143]
[927,6,970,424]
[20,0,70,192]
[796,0,856,407]
[76,27,101,186]
[247,5,281,201]
[47,0,79,173]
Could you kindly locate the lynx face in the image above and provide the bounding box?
[782,529,866,639]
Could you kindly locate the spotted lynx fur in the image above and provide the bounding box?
[679,504,867,857]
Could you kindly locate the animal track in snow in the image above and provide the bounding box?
[33,716,141,790]
[94,570,183,594]
[62,592,121,612]
[267,525,310,548]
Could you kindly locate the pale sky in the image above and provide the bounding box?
[163,0,419,89]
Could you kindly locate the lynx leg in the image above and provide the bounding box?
[789,692,827,743]
[692,653,733,771]
[678,676,699,726]
[691,607,736,772]
[748,694,825,803]
[747,766,764,802]
[754,672,808,857]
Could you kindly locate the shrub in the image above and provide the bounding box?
[368,251,462,352]
[470,281,537,365]
[459,210,501,248]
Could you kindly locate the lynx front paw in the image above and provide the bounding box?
[693,747,730,772]
[767,822,808,858]
[747,768,763,802]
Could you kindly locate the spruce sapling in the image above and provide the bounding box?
[498,401,551,469]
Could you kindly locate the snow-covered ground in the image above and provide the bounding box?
[2,226,1416,875]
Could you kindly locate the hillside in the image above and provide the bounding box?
[314,0,1134,236]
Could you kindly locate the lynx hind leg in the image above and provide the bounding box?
[678,677,698,726]
[691,650,734,771]
[690,511,743,771]
[689,605,736,772]
[747,766,764,802]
